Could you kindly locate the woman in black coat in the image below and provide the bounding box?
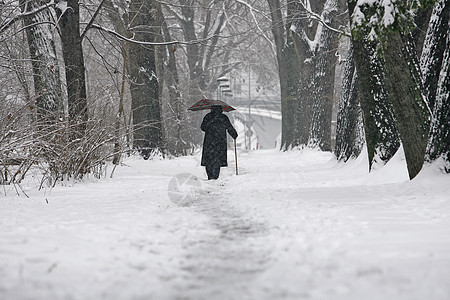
[201,106,238,180]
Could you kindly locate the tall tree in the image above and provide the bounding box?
[347,1,400,170]
[160,18,186,156]
[420,0,449,110]
[335,44,365,161]
[424,0,450,171]
[19,0,63,122]
[267,0,302,149]
[383,30,430,179]
[348,0,435,178]
[163,0,232,146]
[127,0,164,158]
[290,0,347,151]
[55,0,88,136]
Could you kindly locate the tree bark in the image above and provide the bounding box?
[335,44,364,161]
[383,31,431,179]
[20,0,63,122]
[161,18,187,156]
[267,0,302,150]
[348,0,400,170]
[420,0,449,110]
[425,1,449,170]
[127,0,163,158]
[284,0,346,151]
[55,0,88,136]
[307,0,345,151]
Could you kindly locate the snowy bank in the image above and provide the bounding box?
[1,148,449,300]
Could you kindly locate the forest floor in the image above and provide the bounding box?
[1,148,449,300]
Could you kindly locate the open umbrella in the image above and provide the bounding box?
[187,99,235,112]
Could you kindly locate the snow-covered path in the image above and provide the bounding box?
[1,149,449,300]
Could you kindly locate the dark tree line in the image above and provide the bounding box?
[343,0,449,178]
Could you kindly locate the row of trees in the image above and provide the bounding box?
[0,0,448,187]
[268,0,448,179]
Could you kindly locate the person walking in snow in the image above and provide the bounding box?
[201,105,238,180]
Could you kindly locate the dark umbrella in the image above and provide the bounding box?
[187,99,235,112]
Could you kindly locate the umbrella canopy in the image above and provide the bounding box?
[188,99,235,112]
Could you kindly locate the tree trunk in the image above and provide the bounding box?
[127,0,163,158]
[348,0,400,170]
[420,0,449,110]
[267,0,302,150]
[383,31,431,179]
[287,0,346,151]
[161,18,187,156]
[55,0,88,136]
[307,0,344,151]
[20,0,63,122]
[335,44,364,161]
[425,1,449,170]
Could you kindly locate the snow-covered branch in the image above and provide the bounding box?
[297,1,350,37]
[350,0,434,41]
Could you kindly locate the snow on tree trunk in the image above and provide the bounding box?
[335,44,364,161]
[383,31,431,179]
[426,21,449,171]
[289,0,319,148]
[420,0,449,110]
[127,0,163,158]
[350,29,400,170]
[55,0,88,136]
[412,5,433,59]
[307,0,344,151]
[20,0,63,121]
[267,0,302,150]
[287,0,347,151]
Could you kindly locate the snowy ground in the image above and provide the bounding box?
[1,148,449,300]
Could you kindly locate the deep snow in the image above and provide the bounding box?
[1,147,449,300]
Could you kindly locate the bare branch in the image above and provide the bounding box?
[0,0,56,35]
[80,0,108,40]
[87,23,225,46]
[297,2,351,37]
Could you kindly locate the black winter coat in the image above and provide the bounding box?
[201,110,238,167]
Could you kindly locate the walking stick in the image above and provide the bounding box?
[234,139,238,175]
